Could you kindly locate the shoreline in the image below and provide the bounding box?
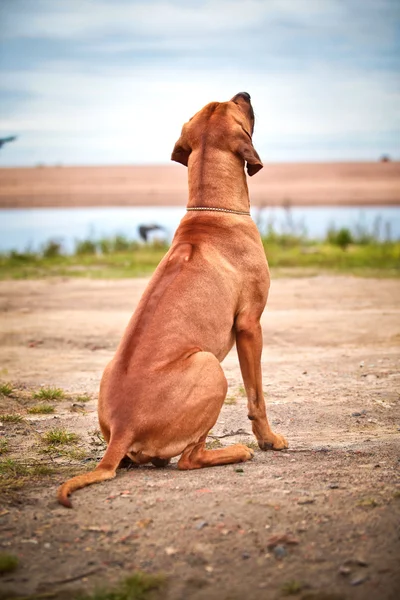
[1,161,399,208]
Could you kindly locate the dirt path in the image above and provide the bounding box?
[0,276,399,599]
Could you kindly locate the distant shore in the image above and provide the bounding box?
[0,162,399,208]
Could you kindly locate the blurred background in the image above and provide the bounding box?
[0,0,399,273]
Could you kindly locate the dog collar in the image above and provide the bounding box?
[187,207,251,216]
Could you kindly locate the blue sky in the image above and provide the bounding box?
[0,0,399,166]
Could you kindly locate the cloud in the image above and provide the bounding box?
[0,0,399,165]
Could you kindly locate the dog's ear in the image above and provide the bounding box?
[237,137,263,176]
[171,126,191,167]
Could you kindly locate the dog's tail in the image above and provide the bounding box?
[57,438,127,508]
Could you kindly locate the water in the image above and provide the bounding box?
[0,206,399,253]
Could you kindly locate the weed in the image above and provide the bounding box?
[206,438,223,449]
[78,571,165,600]
[238,439,258,451]
[0,439,9,455]
[0,414,24,423]
[42,428,79,445]
[27,404,55,414]
[224,396,237,405]
[33,387,64,400]
[0,458,53,478]
[357,497,379,508]
[281,580,304,595]
[0,382,13,396]
[76,394,92,403]
[75,239,98,255]
[238,385,246,397]
[0,552,19,574]
[42,239,63,258]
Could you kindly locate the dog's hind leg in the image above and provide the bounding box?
[175,351,254,470]
[178,438,254,470]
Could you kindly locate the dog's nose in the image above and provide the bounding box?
[232,91,251,103]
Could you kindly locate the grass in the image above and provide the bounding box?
[0,414,24,423]
[27,403,55,414]
[42,428,79,445]
[32,387,64,400]
[281,580,305,595]
[224,396,237,405]
[76,394,92,403]
[0,458,54,478]
[0,382,13,396]
[0,225,399,279]
[78,571,165,600]
[0,439,9,455]
[0,458,55,498]
[0,552,19,575]
[206,438,223,449]
[238,385,247,397]
[238,439,259,451]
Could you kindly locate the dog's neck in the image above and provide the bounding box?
[186,150,250,213]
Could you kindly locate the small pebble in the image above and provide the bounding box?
[242,551,250,560]
[195,521,208,530]
[273,545,287,560]
[329,483,339,489]
[350,574,368,586]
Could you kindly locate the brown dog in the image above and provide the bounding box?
[57,92,288,508]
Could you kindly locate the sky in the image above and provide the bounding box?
[0,0,399,166]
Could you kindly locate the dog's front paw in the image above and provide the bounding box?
[258,433,288,451]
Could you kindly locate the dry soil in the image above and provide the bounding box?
[0,276,399,600]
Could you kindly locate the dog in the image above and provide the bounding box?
[57,92,288,508]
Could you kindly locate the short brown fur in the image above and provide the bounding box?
[57,92,287,508]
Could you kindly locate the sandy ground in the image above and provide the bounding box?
[0,275,399,599]
[1,161,400,208]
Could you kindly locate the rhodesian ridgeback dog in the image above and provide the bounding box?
[57,92,288,508]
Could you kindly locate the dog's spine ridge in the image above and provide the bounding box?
[57,441,126,508]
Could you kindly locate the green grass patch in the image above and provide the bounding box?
[281,580,305,595]
[0,439,9,455]
[78,572,165,600]
[27,403,55,414]
[206,438,223,449]
[42,428,79,445]
[0,229,399,280]
[0,552,19,575]
[32,387,64,400]
[0,382,13,396]
[224,396,237,405]
[0,414,24,423]
[238,439,259,451]
[0,458,54,478]
[76,394,92,403]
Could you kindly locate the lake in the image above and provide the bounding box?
[0,206,399,253]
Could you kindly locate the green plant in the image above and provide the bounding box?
[0,439,9,455]
[326,227,353,250]
[206,438,223,449]
[0,382,13,396]
[33,387,64,400]
[78,572,165,600]
[76,394,92,403]
[27,404,55,414]
[0,552,19,574]
[42,239,63,258]
[75,239,98,255]
[224,396,237,405]
[0,414,24,423]
[42,428,79,445]
[281,580,304,595]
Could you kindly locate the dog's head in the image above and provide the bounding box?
[171,92,263,177]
